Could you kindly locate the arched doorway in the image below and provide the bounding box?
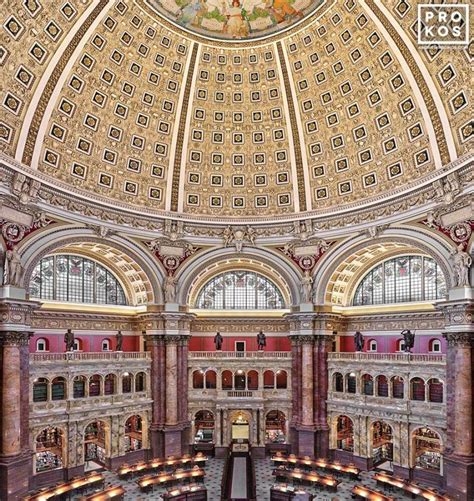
[336,415,354,452]
[35,427,64,473]
[412,427,442,473]
[230,410,251,441]
[371,421,393,469]
[265,410,286,444]
[125,415,142,452]
[84,421,108,470]
[194,410,215,444]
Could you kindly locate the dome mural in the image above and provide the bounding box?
[147,0,326,40]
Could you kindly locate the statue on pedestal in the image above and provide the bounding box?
[401,329,415,353]
[354,331,364,352]
[116,330,123,351]
[64,329,75,352]
[214,331,223,351]
[257,330,266,351]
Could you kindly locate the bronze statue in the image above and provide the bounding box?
[354,331,364,352]
[64,329,74,352]
[257,330,266,351]
[401,329,415,352]
[116,330,123,351]
[214,331,223,351]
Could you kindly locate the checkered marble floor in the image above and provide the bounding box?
[71,458,442,500]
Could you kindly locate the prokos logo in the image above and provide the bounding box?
[418,4,469,46]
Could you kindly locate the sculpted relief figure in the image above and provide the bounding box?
[164,274,177,303]
[300,270,313,303]
[450,244,472,287]
[2,247,23,286]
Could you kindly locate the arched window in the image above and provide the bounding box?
[411,377,425,401]
[33,378,49,402]
[234,370,246,390]
[122,373,132,393]
[346,373,357,393]
[135,372,146,392]
[247,370,258,390]
[101,339,111,351]
[195,270,285,310]
[194,411,215,444]
[73,376,86,398]
[428,378,443,403]
[376,375,389,397]
[89,375,102,397]
[334,372,344,392]
[391,376,404,399]
[396,339,405,352]
[30,255,127,305]
[353,256,446,306]
[193,370,204,389]
[205,370,217,389]
[368,339,377,352]
[51,377,66,401]
[263,370,275,389]
[36,338,48,352]
[276,370,287,389]
[222,370,233,390]
[265,410,286,444]
[362,374,374,395]
[104,374,116,395]
[73,338,82,352]
[429,339,442,353]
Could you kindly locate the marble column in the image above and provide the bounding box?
[315,335,331,457]
[301,338,314,426]
[439,299,474,501]
[0,296,38,501]
[165,338,179,425]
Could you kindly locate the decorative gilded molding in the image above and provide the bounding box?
[366,0,450,165]
[21,0,109,165]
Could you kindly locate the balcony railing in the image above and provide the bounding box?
[328,352,445,363]
[189,351,291,359]
[30,351,151,362]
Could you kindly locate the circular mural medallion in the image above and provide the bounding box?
[146,0,327,41]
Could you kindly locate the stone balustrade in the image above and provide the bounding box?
[328,352,445,364]
[30,351,151,363]
[188,351,291,359]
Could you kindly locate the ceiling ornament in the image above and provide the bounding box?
[278,238,332,273]
[146,233,199,275]
[222,225,256,252]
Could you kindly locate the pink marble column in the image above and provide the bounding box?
[301,338,314,426]
[1,337,21,456]
[291,338,301,424]
[312,340,320,425]
[180,338,189,423]
[165,339,178,425]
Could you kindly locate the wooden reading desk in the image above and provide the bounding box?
[270,483,314,500]
[271,453,360,480]
[24,473,105,501]
[161,483,207,500]
[137,467,206,492]
[374,473,451,501]
[352,485,394,501]
[79,485,125,501]
[118,453,207,478]
[273,467,340,492]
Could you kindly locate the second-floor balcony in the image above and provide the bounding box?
[188,351,291,359]
[30,351,151,363]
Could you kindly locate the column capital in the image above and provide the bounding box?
[0,297,40,332]
[443,332,473,348]
[0,331,32,346]
[437,299,474,333]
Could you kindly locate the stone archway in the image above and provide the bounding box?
[228,409,252,443]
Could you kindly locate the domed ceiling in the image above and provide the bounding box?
[0,0,471,221]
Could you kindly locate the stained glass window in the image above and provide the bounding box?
[353,256,446,306]
[196,270,284,310]
[30,255,127,305]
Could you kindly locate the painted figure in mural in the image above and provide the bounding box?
[214,331,223,350]
[225,0,249,37]
[116,330,123,351]
[257,330,266,350]
[271,0,304,23]
[401,329,415,353]
[64,329,75,352]
[354,331,364,352]
[178,0,206,26]
[450,244,472,287]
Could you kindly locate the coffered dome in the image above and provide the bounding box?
[0,0,471,221]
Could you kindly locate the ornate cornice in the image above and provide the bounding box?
[1,152,472,231]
